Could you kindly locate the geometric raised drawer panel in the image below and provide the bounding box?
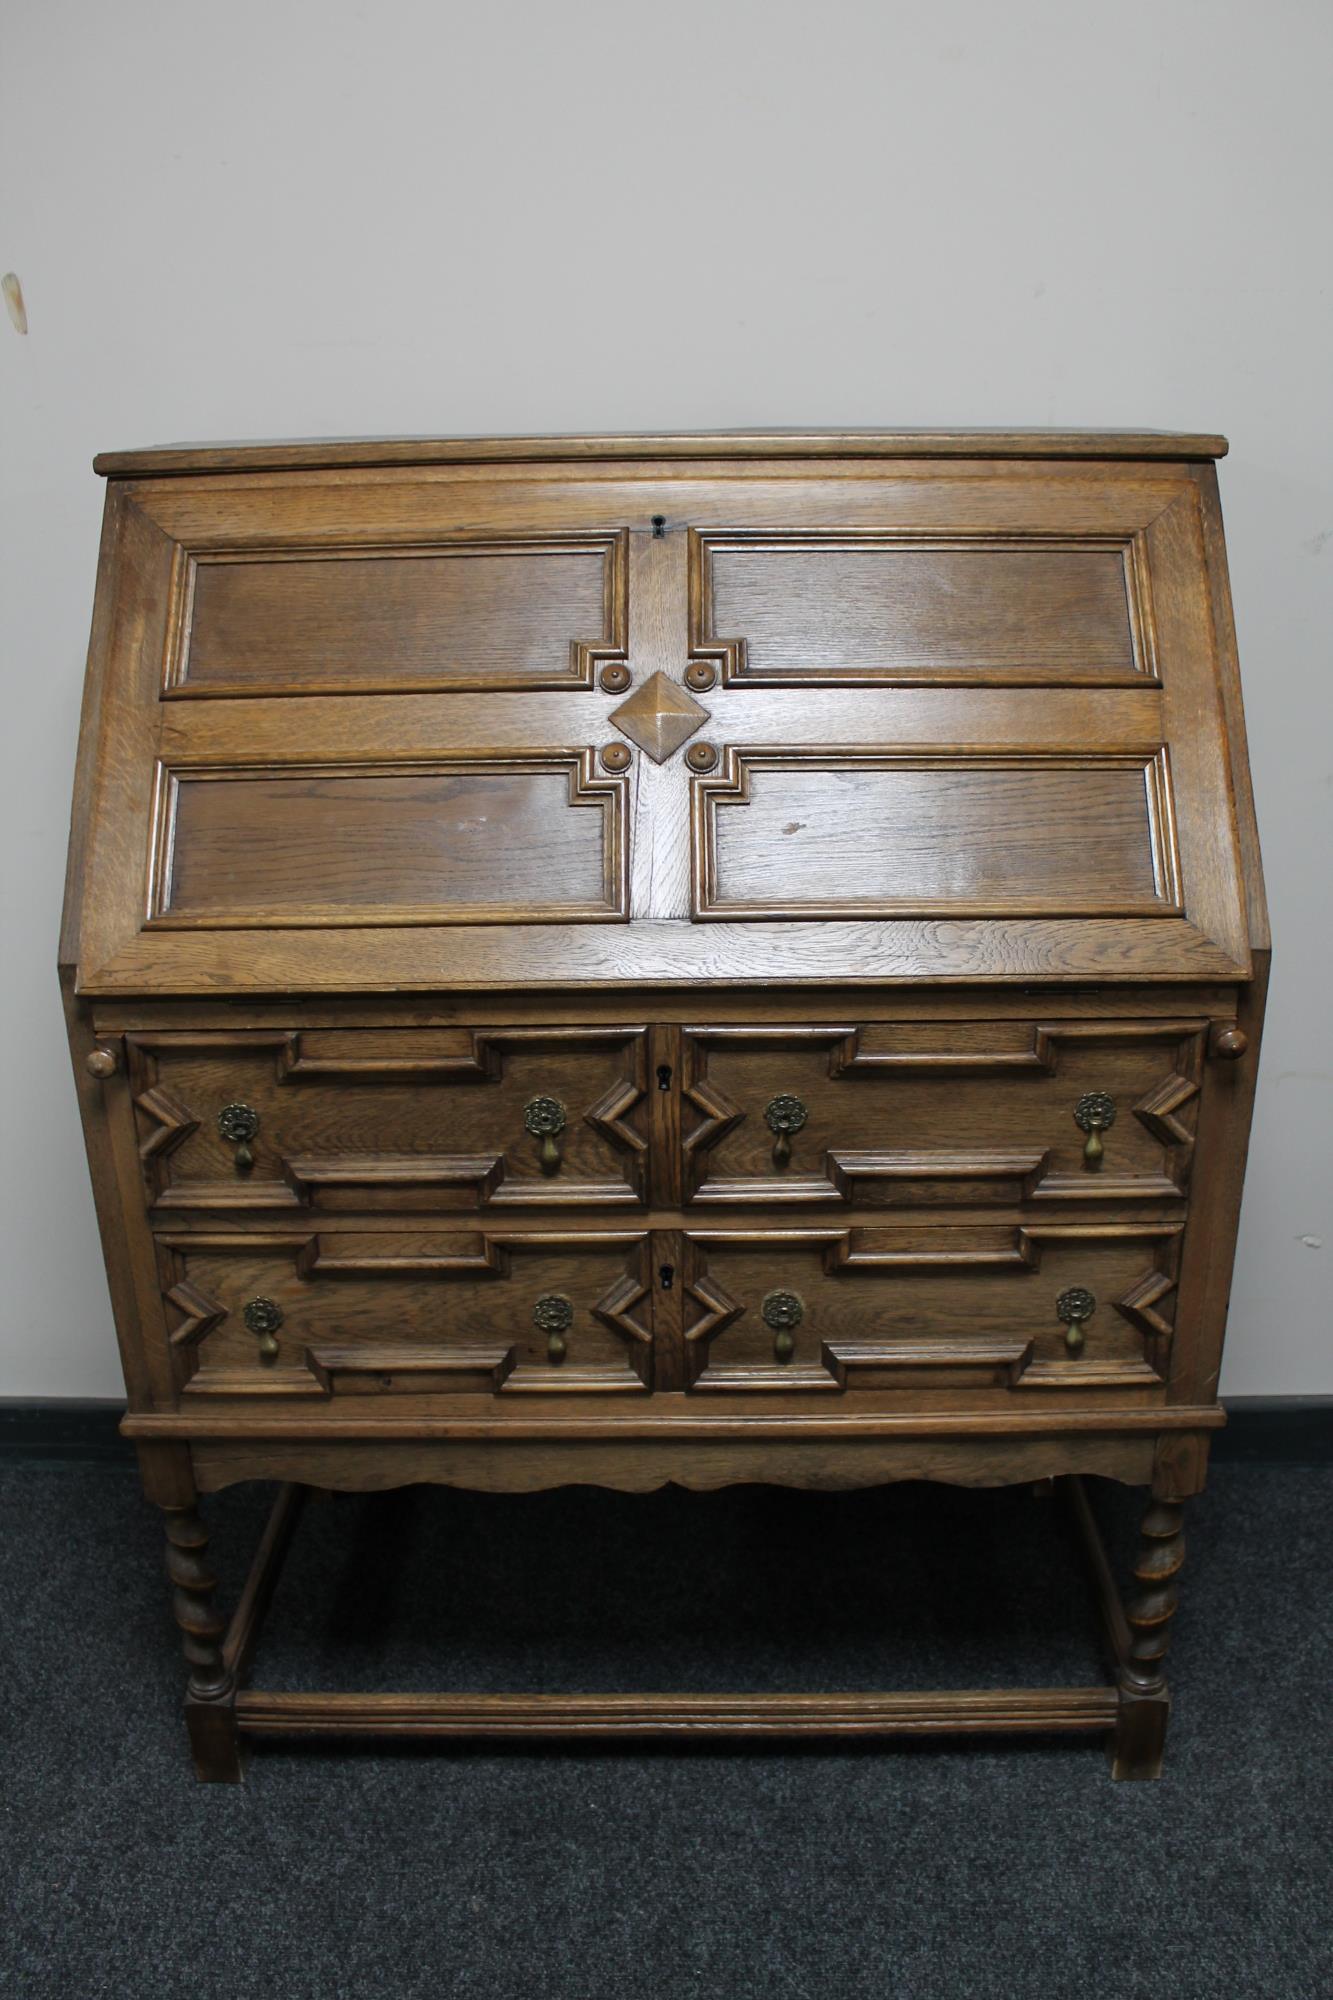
[681,1021,1203,1208]
[128,1028,650,1211]
[156,1230,655,1401]
[682,1224,1182,1397]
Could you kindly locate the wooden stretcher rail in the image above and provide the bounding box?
[233,1687,1121,1739]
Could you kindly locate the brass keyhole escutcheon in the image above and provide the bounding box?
[1056,1286,1096,1355]
[242,1296,283,1362]
[764,1093,808,1169]
[218,1101,260,1174]
[1073,1091,1116,1168]
[761,1288,804,1364]
[533,1292,574,1364]
[523,1096,567,1175]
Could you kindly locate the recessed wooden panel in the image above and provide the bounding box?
[151,755,627,926]
[169,535,627,695]
[695,751,1179,919]
[695,534,1150,685]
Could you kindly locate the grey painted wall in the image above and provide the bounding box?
[2,0,1329,1395]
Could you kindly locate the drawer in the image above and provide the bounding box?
[680,1021,1204,1207]
[683,1223,1182,1396]
[127,1028,649,1211]
[157,1228,654,1400]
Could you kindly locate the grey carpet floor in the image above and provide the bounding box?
[1,1464,1329,2000]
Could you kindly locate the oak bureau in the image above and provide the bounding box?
[61,430,1267,1780]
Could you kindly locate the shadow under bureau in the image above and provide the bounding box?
[61,430,1268,1779]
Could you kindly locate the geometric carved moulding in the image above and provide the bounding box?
[679,1022,1203,1205]
[157,1230,655,1399]
[681,1224,1181,1395]
[609,671,709,763]
[170,531,630,696]
[689,531,1154,687]
[693,748,1181,921]
[128,1028,649,1213]
[149,750,629,927]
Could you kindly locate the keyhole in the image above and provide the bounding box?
[651,514,666,538]
[659,1264,675,1291]
[656,1064,673,1091]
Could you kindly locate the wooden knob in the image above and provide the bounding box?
[600,742,632,772]
[85,1048,118,1079]
[685,741,719,772]
[684,661,717,692]
[1210,1024,1248,1062]
[599,663,631,693]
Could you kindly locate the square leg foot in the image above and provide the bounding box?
[1109,1684,1170,1780]
[186,1695,245,1784]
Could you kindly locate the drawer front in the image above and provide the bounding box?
[128,1029,649,1212]
[158,1229,653,1400]
[683,1224,1181,1396]
[681,1021,1204,1207]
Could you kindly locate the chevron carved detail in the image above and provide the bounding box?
[1133,1072,1200,1150]
[164,1281,226,1350]
[1116,1269,1177,1341]
[681,1070,746,1184]
[584,1075,649,1157]
[682,1269,746,1381]
[134,1085,200,1164]
[591,1268,653,1352]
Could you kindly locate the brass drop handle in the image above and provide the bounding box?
[1056,1286,1096,1355]
[764,1093,808,1169]
[218,1102,260,1174]
[1073,1091,1116,1168]
[524,1096,567,1175]
[242,1297,283,1362]
[534,1292,573,1364]
[762,1289,804,1364]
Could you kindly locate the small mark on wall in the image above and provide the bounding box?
[2,272,27,334]
[1297,1235,1323,1250]
[782,821,807,835]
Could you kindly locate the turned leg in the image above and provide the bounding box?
[1110,1492,1187,1781]
[163,1505,242,1783]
